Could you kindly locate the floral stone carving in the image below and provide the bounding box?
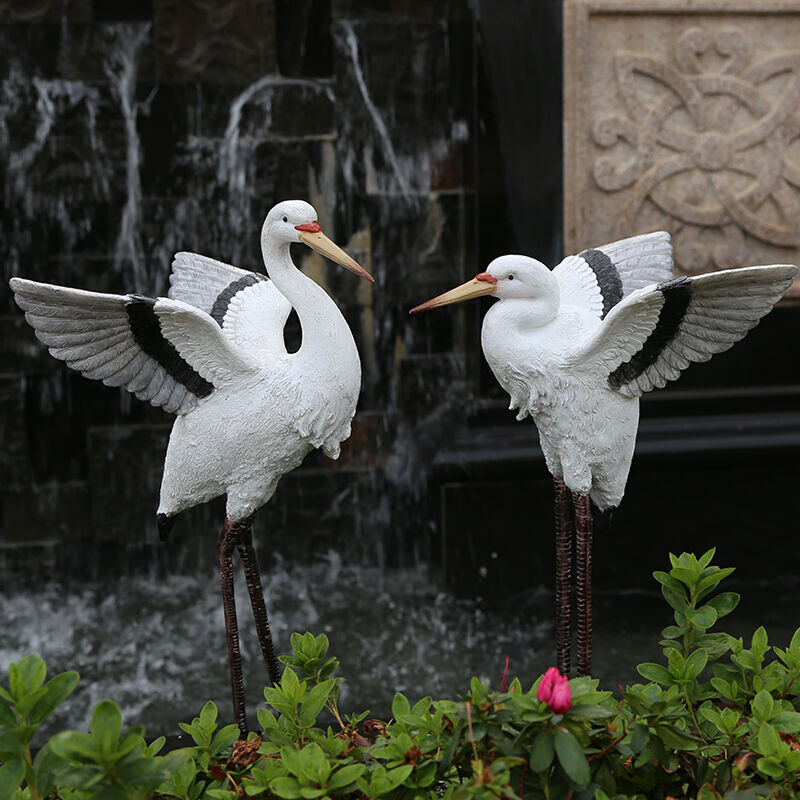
[565,0,800,296]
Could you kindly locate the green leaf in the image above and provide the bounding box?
[697,548,717,569]
[772,711,800,732]
[758,722,780,756]
[0,758,24,800]
[693,633,734,660]
[0,729,25,759]
[653,571,682,591]
[281,668,302,707]
[530,729,554,772]
[300,679,334,727]
[0,701,14,727]
[671,567,698,587]
[391,692,411,721]
[684,649,708,681]
[199,700,218,731]
[327,764,365,791]
[686,606,717,629]
[752,690,774,722]
[553,727,590,786]
[752,627,769,661]
[662,586,689,613]
[637,663,674,685]
[757,755,784,780]
[667,649,686,679]
[16,655,47,695]
[655,724,698,750]
[29,671,79,725]
[270,777,303,799]
[15,687,49,717]
[91,700,122,756]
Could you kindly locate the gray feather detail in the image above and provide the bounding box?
[614,264,796,398]
[32,325,131,348]
[9,277,204,415]
[122,357,157,392]
[101,351,148,387]
[168,252,262,314]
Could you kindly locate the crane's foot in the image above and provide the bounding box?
[553,477,573,677]
[573,492,593,677]
[219,519,248,738]
[234,516,282,686]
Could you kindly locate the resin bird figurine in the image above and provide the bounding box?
[410,232,797,677]
[10,200,373,735]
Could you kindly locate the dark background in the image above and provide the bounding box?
[1,0,799,603]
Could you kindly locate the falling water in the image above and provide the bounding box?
[107,25,151,290]
[338,21,410,197]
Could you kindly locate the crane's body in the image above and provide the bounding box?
[411,231,797,677]
[158,240,362,522]
[482,300,639,511]
[10,200,373,736]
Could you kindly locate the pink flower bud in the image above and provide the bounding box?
[537,667,561,704]
[549,677,572,714]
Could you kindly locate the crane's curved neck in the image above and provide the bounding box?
[262,238,357,363]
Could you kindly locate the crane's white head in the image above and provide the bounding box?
[262,200,373,282]
[409,254,559,323]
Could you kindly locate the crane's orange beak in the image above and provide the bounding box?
[409,273,497,314]
[296,222,374,283]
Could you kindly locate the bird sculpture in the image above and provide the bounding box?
[410,232,797,677]
[10,200,373,735]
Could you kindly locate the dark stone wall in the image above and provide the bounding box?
[1,0,798,590]
[0,0,479,579]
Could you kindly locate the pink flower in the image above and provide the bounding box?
[537,667,561,704]
[537,667,572,713]
[549,678,572,714]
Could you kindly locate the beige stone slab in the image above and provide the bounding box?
[564,0,800,295]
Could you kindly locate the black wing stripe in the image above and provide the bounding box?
[608,277,693,390]
[125,296,214,398]
[210,274,266,327]
[580,249,623,318]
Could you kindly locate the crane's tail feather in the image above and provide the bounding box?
[157,513,177,542]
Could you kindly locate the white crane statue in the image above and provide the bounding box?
[10,200,373,735]
[410,231,796,677]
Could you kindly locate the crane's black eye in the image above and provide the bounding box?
[282,216,288,222]
[508,274,515,280]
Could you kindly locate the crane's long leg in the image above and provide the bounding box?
[234,516,281,686]
[219,519,248,738]
[573,492,593,677]
[554,477,573,676]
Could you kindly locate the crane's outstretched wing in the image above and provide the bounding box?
[10,278,255,415]
[554,232,674,318]
[169,252,292,354]
[565,265,797,397]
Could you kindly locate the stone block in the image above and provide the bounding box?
[0,375,32,488]
[87,424,170,541]
[564,0,800,295]
[153,0,276,84]
[1,481,90,545]
[0,0,90,23]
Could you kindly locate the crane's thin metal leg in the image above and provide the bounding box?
[554,477,573,676]
[234,516,281,686]
[219,519,248,738]
[573,492,593,677]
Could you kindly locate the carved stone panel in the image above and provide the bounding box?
[564,0,800,295]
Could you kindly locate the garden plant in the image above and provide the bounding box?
[2,548,800,799]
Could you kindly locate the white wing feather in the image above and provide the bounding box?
[555,231,674,317]
[154,298,260,384]
[11,278,213,415]
[612,265,797,397]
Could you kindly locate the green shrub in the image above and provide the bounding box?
[2,548,800,799]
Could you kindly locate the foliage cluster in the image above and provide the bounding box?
[2,549,800,799]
